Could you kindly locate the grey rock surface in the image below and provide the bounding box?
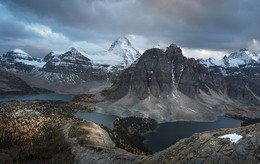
[142,123,260,164]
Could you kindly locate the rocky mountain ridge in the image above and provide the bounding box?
[198,48,260,69]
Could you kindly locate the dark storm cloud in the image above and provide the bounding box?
[138,0,260,50]
[0,0,260,57]
[2,0,151,41]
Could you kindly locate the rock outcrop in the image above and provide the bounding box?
[63,121,143,164]
[63,120,260,164]
[142,123,260,164]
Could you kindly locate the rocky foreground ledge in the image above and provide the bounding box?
[142,123,260,164]
[62,121,144,164]
[62,120,260,164]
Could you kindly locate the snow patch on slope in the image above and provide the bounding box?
[218,133,243,143]
[15,59,46,67]
[87,51,125,66]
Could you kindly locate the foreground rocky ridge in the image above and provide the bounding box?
[63,120,260,164]
[142,123,260,164]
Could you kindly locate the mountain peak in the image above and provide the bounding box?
[169,44,179,49]
[70,47,78,52]
[70,46,86,52]
[108,36,132,51]
[49,47,88,57]
[239,48,249,52]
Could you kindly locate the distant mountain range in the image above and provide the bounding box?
[0,37,140,94]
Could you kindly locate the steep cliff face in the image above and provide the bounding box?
[103,44,213,100]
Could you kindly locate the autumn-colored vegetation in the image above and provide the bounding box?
[0,100,91,163]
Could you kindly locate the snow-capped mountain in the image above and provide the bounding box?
[198,48,260,68]
[90,37,141,70]
[108,36,141,67]
[0,49,45,72]
[44,47,90,63]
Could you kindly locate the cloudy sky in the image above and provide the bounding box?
[0,0,260,59]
